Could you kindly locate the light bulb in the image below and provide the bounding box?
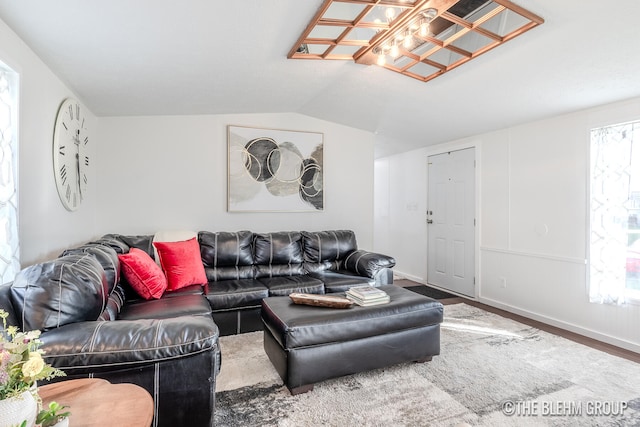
[390,44,399,58]
[403,29,413,48]
[419,21,430,37]
[373,18,383,33]
[385,7,395,22]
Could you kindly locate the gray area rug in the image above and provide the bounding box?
[214,303,640,426]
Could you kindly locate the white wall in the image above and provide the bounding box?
[0,17,98,266]
[1,15,376,267]
[95,113,376,249]
[375,97,640,353]
[374,148,428,281]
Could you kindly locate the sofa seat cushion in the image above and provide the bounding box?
[308,270,375,293]
[119,294,212,320]
[205,280,268,310]
[161,284,205,297]
[257,275,324,296]
[261,285,443,349]
[41,315,219,374]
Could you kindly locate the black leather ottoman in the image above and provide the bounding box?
[261,285,444,394]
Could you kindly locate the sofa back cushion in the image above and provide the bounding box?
[301,230,358,273]
[104,234,155,260]
[254,232,305,278]
[302,230,357,261]
[60,244,120,295]
[92,235,131,254]
[199,231,254,281]
[10,254,108,331]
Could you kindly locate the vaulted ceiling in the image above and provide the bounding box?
[1,0,639,158]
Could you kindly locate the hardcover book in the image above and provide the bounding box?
[347,286,388,300]
[345,286,390,306]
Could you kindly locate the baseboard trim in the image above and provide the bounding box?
[477,296,640,354]
[392,271,425,284]
[393,272,639,355]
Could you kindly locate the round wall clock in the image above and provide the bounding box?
[52,98,90,211]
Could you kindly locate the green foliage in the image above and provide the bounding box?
[36,401,71,427]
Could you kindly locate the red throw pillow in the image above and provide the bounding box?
[118,248,167,299]
[153,237,207,291]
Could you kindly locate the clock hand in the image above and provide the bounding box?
[74,131,82,199]
[76,152,82,199]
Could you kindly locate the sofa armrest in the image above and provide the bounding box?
[41,315,219,374]
[343,250,396,283]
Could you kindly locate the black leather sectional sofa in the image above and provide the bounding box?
[0,229,395,427]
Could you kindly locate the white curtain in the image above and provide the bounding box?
[589,123,635,304]
[0,66,20,285]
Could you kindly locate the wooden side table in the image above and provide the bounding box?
[39,378,153,427]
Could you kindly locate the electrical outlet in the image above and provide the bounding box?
[500,277,507,288]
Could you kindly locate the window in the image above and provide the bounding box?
[589,120,640,304]
[0,63,19,285]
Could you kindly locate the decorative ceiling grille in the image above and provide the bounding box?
[288,0,544,82]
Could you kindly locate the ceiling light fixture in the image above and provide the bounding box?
[288,0,544,83]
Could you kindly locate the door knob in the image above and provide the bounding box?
[427,219,433,224]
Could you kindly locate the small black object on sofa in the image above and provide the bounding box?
[0,229,395,427]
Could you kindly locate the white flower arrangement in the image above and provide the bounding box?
[0,309,66,400]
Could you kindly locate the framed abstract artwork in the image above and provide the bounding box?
[227,125,324,212]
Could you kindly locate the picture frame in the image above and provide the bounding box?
[227,125,324,212]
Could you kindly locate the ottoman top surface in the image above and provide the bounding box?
[261,285,444,349]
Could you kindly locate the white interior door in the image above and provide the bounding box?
[427,148,475,297]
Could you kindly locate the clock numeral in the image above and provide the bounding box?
[60,164,68,185]
[82,118,85,129]
[59,145,66,156]
[84,136,89,145]
[75,104,80,121]
[65,184,71,201]
[62,122,68,131]
[68,104,74,120]
[83,174,88,185]
[84,156,90,166]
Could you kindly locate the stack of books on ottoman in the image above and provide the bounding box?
[345,286,390,306]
